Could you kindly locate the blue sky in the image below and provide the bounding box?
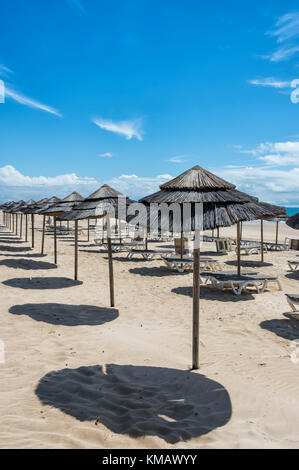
[0,0,299,205]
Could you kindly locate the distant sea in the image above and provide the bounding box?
[286,207,299,216]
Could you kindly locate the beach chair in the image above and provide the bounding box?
[238,245,268,256]
[215,238,233,253]
[288,260,299,271]
[127,249,171,260]
[161,256,222,273]
[286,294,299,313]
[204,273,282,295]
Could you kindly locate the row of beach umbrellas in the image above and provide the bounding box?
[0,165,290,369]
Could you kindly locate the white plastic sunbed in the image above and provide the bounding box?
[288,260,299,271]
[127,249,171,260]
[204,273,282,295]
[161,256,222,273]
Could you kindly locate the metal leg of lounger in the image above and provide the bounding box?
[287,298,299,312]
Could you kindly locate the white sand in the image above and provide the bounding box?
[0,216,299,449]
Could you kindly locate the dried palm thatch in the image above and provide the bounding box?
[7,200,25,213]
[39,191,84,216]
[21,197,60,214]
[160,165,236,190]
[258,202,287,219]
[286,212,299,230]
[59,185,134,221]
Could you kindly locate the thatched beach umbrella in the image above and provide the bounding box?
[286,212,299,230]
[39,192,84,262]
[21,197,60,248]
[8,200,25,236]
[258,202,286,261]
[137,165,277,369]
[1,201,15,230]
[59,184,134,306]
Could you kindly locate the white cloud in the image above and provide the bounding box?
[217,165,299,205]
[265,12,299,62]
[235,140,299,165]
[0,64,13,78]
[5,87,62,117]
[0,165,96,187]
[66,0,85,13]
[99,152,113,157]
[106,173,172,199]
[169,155,187,163]
[248,77,291,88]
[93,117,144,140]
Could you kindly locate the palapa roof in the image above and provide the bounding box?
[160,165,236,190]
[59,184,134,221]
[39,192,84,215]
[9,200,26,213]
[258,202,287,219]
[286,212,299,230]
[21,196,60,214]
[136,166,283,231]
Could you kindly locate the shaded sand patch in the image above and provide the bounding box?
[9,303,119,326]
[3,277,83,289]
[35,364,232,444]
[0,259,57,270]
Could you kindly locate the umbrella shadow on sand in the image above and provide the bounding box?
[35,364,232,444]
[285,272,299,281]
[0,259,57,270]
[3,277,82,289]
[0,245,31,252]
[0,239,25,244]
[172,285,255,302]
[9,303,119,326]
[0,253,47,259]
[129,267,191,277]
[260,313,299,341]
[225,260,273,268]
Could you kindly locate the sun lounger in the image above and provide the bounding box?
[204,273,282,295]
[237,245,267,255]
[288,260,299,271]
[161,256,222,273]
[286,294,299,313]
[127,249,171,260]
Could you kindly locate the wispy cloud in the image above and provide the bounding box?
[169,155,187,163]
[0,64,13,78]
[248,77,291,88]
[93,117,144,140]
[5,86,62,117]
[266,12,299,62]
[65,0,85,13]
[99,152,113,157]
[0,64,61,117]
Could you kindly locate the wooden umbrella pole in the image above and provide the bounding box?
[216,227,219,238]
[67,220,69,231]
[31,214,34,248]
[87,219,90,242]
[54,216,57,265]
[275,220,279,245]
[107,216,115,307]
[74,220,78,280]
[180,231,184,258]
[12,213,14,232]
[15,214,18,235]
[20,214,23,238]
[41,215,46,254]
[240,221,243,241]
[145,233,148,250]
[237,222,241,275]
[192,235,200,370]
[261,218,264,263]
[25,214,28,242]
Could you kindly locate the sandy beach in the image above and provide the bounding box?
[0,216,299,449]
